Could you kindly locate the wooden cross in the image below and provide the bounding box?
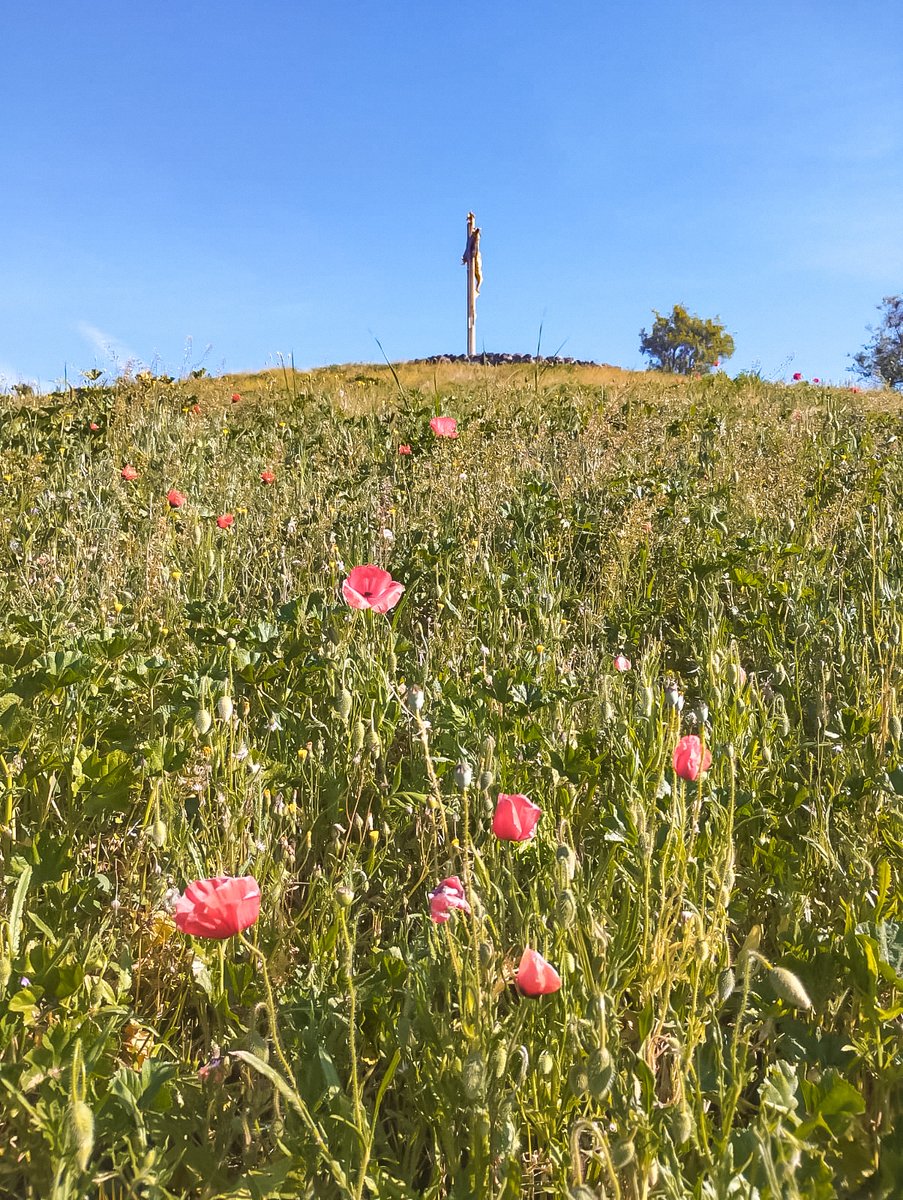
[462,212,482,358]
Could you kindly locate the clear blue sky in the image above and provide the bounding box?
[2,1,901,387]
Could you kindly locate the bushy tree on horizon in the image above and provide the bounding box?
[639,304,735,375]
[851,295,903,390]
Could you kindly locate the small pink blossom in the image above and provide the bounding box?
[492,793,542,842]
[342,565,405,613]
[614,654,631,673]
[430,416,458,439]
[429,876,470,924]
[516,948,561,996]
[672,735,712,782]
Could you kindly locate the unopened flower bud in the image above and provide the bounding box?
[216,696,233,722]
[194,708,213,735]
[454,761,473,790]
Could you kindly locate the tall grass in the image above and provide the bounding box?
[0,365,902,1198]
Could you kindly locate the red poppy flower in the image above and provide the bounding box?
[429,876,470,924]
[216,513,235,529]
[516,948,561,996]
[430,416,458,439]
[260,469,276,484]
[174,875,261,938]
[812,377,820,384]
[792,373,803,382]
[672,735,712,782]
[231,392,241,403]
[614,654,631,673]
[492,793,542,842]
[167,489,187,508]
[89,421,100,432]
[191,404,202,415]
[398,444,412,456]
[120,465,139,482]
[342,565,405,613]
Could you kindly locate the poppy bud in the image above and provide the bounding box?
[768,966,812,1009]
[67,1100,94,1172]
[216,696,234,722]
[537,1050,555,1076]
[387,652,397,676]
[555,889,577,928]
[351,721,365,753]
[491,1043,508,1079]
[0,957,11,996]
[610,1139,635,1169]
[335,886,355,908]
[717,967,736,1005]
[602,699,615,723]
[567,1060,589,1097]
[889,715,902,743]
[150,819,167,848]
[364,726,381,758]
[482,733,496,762]
[462,1050,485,1099]
[588,1047,613,1099]
[478,769,494,791]
[454,761,473,790]
[335,689,353,722]
[640,685,654,717]
[478,941,493,970]
[509,1045,529,1086]
[670,1107,694,1147]
[194,708,213,735]
[555,843,577,883]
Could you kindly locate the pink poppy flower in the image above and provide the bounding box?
[430,416,458,439]
[260,469,276,484]
[174,875,261,938]
[492,793,542,842]
[231,392,241,403]
[516,948,561,996]
[792,372,803,382]
[120,465,139,482]
[672,735,712,782]
[614,654,631,672]
[190,404,202,415]
[342,565,405,613]
[812,377,820,384]
[216,513,235,529]
[849,386,860,393]
[89,421,100,432]
[167,489,187,508]
[398,444,412,456]
[429,876,470,924]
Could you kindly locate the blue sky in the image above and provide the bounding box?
[2,1,901,387]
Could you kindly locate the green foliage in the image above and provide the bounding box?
[639,303,735,374]
[0,365,902,1196]
[852,294,903,389]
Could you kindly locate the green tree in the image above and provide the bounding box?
[639,304,735,375]
[851,295,903,390]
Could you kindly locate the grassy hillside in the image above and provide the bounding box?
[1,365,903,1198]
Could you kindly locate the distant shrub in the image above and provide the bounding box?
[639,303,735,375]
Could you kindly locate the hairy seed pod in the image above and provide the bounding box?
[717,967,736,1005]
[493,1115,519,1158]
[478,769,494,791]
[462,1050,486,1100]
[640,685,654,718]
[387,652,397,677]
[68,1100,94,1172]
[564,951,577,974]
[568,1060,589,1097]
[761,743,772,765]
[455,761,473,790]
[482,733,496,762]
[474,1108,491,1141]
[194,708,213,736]
[335,886,355,908]
[351,720,366,754]
[588,1047,613,1100]
[537,1050,555,1077]
[602,699,615,724]
[492,1043,508,1080]
[889,715,902,743]
[478,941,493,971]
[610,1138,635,1169]
[149,819,167,849]
[216,695,234,722]
[768,966,812,1009]
[336,689,353,722]
[556,889,577,928]
[0,957,11,996]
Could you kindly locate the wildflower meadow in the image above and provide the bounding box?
[1,362,903,1198]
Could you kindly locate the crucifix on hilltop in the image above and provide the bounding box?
[462,212,482,358]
